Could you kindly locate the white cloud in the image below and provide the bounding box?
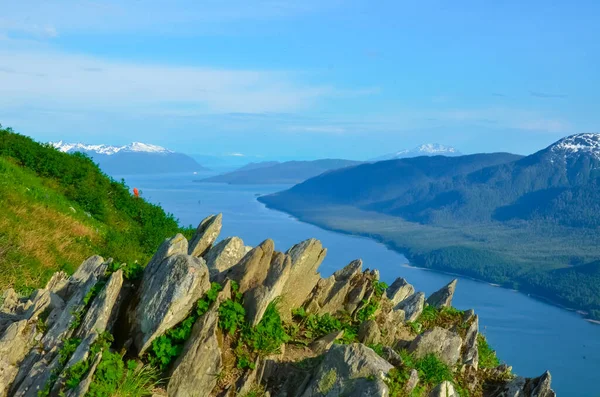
[0,49,335,114]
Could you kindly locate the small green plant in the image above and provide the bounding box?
[59,337,82,366]
[373,280,388,297]
[356,298,379,322]
[243,301,289,355]
[218,299,246,335]
[106,261,144,281]
[411,306,464,333]
[477,334,500,369]
[236,354,256,370]
[414,354,453,385]
[368,343,385,357]
[387,351,454,396]
[148,282,223,370]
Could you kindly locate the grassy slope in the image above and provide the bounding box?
[0,126,193,293]
[259,200,600,319]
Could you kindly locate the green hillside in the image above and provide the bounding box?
[0,125,193,293]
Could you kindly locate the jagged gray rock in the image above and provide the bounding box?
[224,239,275,294]
[145,234,189,278]
[462,314,479,369]
[0,320,39,397]
[188,214,222,257]
[489,371,556,397]
[381,346,403,367]
[279,239,326,321]
[300,344,393,397]
[204,236,246,277]
[358,320,380,345]
[387,277,415,306]
[11,348,62,397]
[134,254,210,354]
[244,251,292,327]
[310,330,344,355]
[409,327,463,366]
[305,260,363,315]
[396,292,425,322]
[42,273,100,351]
[427,279,457,309]
[76,270,123,339]
[64,256,107,299]
[429,381,459,397]
[167,285,231,397]
[406,369,420,394]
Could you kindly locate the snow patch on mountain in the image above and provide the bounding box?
[372,143,461,161]
[51,141,173,155]
[548,133,600,161]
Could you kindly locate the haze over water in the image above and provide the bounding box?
[120,172,600,397]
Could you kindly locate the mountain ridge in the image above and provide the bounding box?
[198,158,361,185]
[371,143,462,161]
[50,140,207,175]
[259,133,600,320]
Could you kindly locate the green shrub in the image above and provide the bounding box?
[243,301,289,355]
[477,334,500,369]
[219,299,246,335]
[414,354,453,385]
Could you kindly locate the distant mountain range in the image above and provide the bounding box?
[198,159,361,185]
[51,141,207,175]
[371,143,461,161]
[259,133,600,320]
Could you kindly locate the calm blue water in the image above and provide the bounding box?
[121,172,600,397]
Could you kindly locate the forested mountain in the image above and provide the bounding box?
[259,134,600,320]
[263,152,522,207]
[263,134,600,227]
[198,159,361,185]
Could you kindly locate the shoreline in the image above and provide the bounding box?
[258,199,598,325]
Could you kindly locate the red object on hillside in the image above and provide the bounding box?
[133,188,140,198]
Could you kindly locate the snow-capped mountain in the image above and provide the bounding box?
[371,143,462,161]
[51,141,173,156]
[547,133,600,161]
[50,141,206,175]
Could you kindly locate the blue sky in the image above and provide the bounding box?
[1,0,598,160]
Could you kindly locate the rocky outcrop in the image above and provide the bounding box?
[204,236,246,277]
[167,308,222,397]
[0,320,39,396]
[0,214,557,397]
[300,344,393,397]
[488,371,556,397]
[244,251,292,326]
[462,313,479,369]
[396,292,425,322]
[427,279,457,309]
[387,277,415,306]
[429,381,459,397]
[279,239,326,320]
[134,253,211,354]
[188,213,222,257]
[76,270,123,339]
[224,239,275,294]
[408,327,463,366]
